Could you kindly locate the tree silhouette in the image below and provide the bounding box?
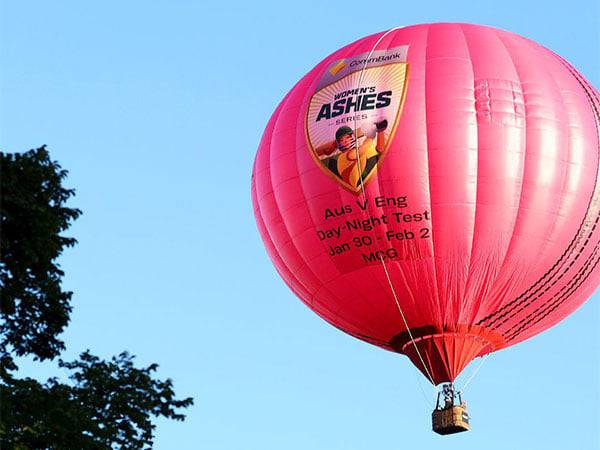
[0,147,193,449]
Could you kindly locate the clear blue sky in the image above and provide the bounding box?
[1,1,598,449]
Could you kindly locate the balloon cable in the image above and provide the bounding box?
[379,253,436,386]
[353,27,437,388]
[459,354,489,393]
[353,26,404,208]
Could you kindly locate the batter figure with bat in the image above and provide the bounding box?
[315,119,388,189]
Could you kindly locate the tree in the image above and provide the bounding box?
[1,146,80,366]
[0,147,193,449]
[1,352,193,449]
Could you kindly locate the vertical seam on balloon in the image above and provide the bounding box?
[372,30,420,335]
[374,165,434,335]
[428,25,458,328]
[253,180,314,303]
[254,98,313,301]
[462,31,520,328]
[255,198,311,301]
[477,40,600,330]
[285,111,350,298]
[457,23,480,326]
[422,23,445,331]
[425,25,458,329]
[252,104,293,284]
[262,88,323,304]
[465,34,522,327]
[472,31,532,326]
[369,28,433,339]
[388,27,441,333]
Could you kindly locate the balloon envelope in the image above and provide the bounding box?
[252,23,600,384]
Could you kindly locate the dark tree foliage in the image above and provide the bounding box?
[1,146,81,364]
[0,147,193,449]
[1,351,193,449]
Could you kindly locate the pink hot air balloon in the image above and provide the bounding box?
[251,23,599,433]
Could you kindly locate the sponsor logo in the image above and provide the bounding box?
[305,46,409,194]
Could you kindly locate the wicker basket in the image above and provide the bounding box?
[432,405,470,435]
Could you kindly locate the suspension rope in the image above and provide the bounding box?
[354,26,404,206]
[348,27,437,389]
[379,254,436,386]
[459,354,489,393]
[414,367,437,408]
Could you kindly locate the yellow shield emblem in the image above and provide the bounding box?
[305,48,409,194]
